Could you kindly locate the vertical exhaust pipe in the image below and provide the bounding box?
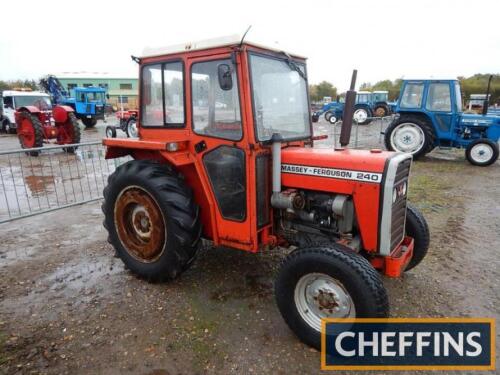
[482,75,493,116]
[339,70,358,147]
[271,133,283,195]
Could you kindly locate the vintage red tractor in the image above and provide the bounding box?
[15,98,81,156]
[101,36,430,349]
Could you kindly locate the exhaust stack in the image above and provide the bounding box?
[339,70,358,147]
[482,75,493,116]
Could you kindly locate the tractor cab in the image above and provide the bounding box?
[372,90,389,103]
[70,87,107,124]
[102,35,430,349]
[386,79,500,165]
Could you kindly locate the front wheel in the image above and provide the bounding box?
[465,139,499,166]
[275,245,389,349]
[404,203,430,271]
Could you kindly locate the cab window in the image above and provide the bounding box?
[426,83,451,112]
[400,83,424,109]
[141,62,185,127]
[191,59,242,141]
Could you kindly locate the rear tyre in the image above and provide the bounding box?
[62,113,81,153]
[17,111,43,156]
[465,139,499,166]
[105,126,117,138]
[404,203,430,271]
[324,111,334,122]
[82,117,97,128]
[311,113,319,123]
[126,118,138,138]
[374,105,389,117]
[353,107,372,125]
[384,115,435,159]
[103,160,202,282]
[275,245,389,349]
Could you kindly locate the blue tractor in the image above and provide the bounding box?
[384,77,500,166]
[312,91,391,125]
[40,75,107,128]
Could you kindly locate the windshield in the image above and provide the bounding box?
[14,96,52,110]
[85,92,105,103]
[249,54,310,141]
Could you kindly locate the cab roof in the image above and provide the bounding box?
[140,34,307,60]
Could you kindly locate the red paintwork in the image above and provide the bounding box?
[103,43,401,257]
[370,236,414,277]
[15,105,77,146]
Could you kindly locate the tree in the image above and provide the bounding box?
[309,81,337,102]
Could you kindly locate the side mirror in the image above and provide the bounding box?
[218,64,233,91]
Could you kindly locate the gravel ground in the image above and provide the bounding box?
[0,117,499,374]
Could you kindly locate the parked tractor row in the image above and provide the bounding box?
[312,90,392,125]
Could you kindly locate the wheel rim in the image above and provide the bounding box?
[375,107,386,117]
[353,109,368,123]
[470,143,494,163]
[328,115,337,124]
[127,121,138,138]
[114,186,166,263]
[294,273,356,332]
[390,122,425,154]
[18,117,36,148]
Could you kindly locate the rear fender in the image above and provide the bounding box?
[16,106,40,114]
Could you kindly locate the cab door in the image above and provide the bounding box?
[424,81,454,140]
[186,53,256,251]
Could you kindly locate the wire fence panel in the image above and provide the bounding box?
[313,116,393,150]
[0,142,129,224]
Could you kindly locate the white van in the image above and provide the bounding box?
[1,90,52,133]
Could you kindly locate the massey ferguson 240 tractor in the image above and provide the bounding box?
[11,91,81,156]
[102,36,429,349]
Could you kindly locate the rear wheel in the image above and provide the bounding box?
[275,245,389,349]
[465,139,499,166]
[353,107,372,125]
[126,118,138,138]
[82,117,97,128]
[103,160,202,281]
[404,203,430,271]
[61,113,81,153]
[17,111,43,156]
[384,116,435,159]
[374,105,389,117]
[324,111,334,122]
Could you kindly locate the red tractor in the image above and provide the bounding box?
[15,97,81,156]
[105,109,139,138]
[101,36,430,349]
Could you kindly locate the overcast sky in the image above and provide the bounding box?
[1,0,499,91]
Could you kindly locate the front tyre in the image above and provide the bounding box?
[82,117,97,128]
[384,116,435,159]
[275,245,389,349]
[465,139,499,166]
[103,160,202,281]
[404,203,430,271]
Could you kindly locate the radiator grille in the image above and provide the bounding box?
[390,158,411,251]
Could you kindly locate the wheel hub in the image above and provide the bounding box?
[391,122,425,154]
[295,273,355,332]
[114,187,166,263]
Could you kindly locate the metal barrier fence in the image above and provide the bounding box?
[313,115,393,149]
[0,142,128,224]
